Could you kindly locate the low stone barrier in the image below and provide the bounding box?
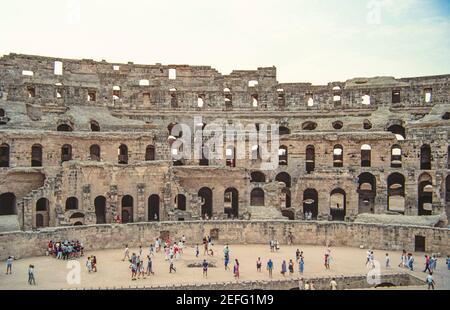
[0,220,448,260]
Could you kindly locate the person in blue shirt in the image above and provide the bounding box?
[267,259,274,278]
[299,257,305,274]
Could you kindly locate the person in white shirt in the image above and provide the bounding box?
[122,245,130,261]
[330,278,338,290]
[385,253,390,268]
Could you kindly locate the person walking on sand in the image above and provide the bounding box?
[330,278,338,290]
[224,253,230,271]
[233,259,240,280]
[426,272,435,290]
[146,255,154,276]
[423,255,432,274]
[169,257,177,273]
[324,253,330,269]
[267,259,274,278]
[86,256,92,273]
[288,259,294,275]
[299,257,305,274]
[195,244,200,258]
[28,264,36,285]
[122,245,130,261]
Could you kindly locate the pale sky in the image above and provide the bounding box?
[1,0,449,84]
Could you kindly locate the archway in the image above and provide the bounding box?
[420,144,432,170]
[276,172,291,208]
[391,145,402,168]
[279,146,288,165]
[90,144,101,161]
[446,175,450,222]
[36,198,49,228]
[148,194,160,221]
[118,144,128,164]
[121,195,134,223]
[250,171,266,183]
[0,193,16,215]
[94,196,106,224]
[70,212,84,226]
[65,197,78,210]
[306,145,315,173]
[361,144,372,167]
[333,145,344,167]
[303,189,318,219]
[224,188,238,219]
[57,123,73,132]
[387,124,406,140]
[176,194,186,211]
[330,188,346,221]
[31,144,43,167]
[199,187,213,219]
[387,173,405,214]
[358,173,376,214]
[61,144,72,162]
[250,188,265,206]
[145,145,155,161]
[0,143,9,167]
[418,173,432,216]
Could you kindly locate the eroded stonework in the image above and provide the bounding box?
[0,53,449,231]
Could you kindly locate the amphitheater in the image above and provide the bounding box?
[0,53,449,267]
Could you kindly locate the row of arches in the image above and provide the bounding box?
[56,120,100,132]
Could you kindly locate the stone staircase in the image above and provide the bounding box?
[15,169,63,230]
[247,206,288,220]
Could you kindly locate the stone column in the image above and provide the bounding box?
[137,183,146,222]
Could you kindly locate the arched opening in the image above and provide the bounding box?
[302,121,317,131]
[94,196,106,224]
[275,172,291,188]
[280,188,291,209]
[276,172,291,208]
[250,188,265,206]
[57,123,73,132]
[447,146,450,169]
[167,122,183,138]
[36,198,49,228]
[113,86,121,100]
[332,121,343,130]
[363,119,372,130]
[199,187,213,219]
[224,188,238,219]
[170,88,178,108]
[118,144,128,164]
[0,143,10,167]
[251,145,261,160]
[90,144,101,161]
[358,173,376,214]
[148,194,160,221]
[145,145,155,161]
[70,213,84,226]
[361,144,372,167]
[31,144,43,167]
[176,194,186,211]
[303,189,318,219]
[226,146,236,167]
[224,88,232,109]
[0,193,16,215]
[250,171,266,183]
[306,145,315,173]
[330,188,346,221]
[65,197,78,210]
[0,109,5,117]
[391,145,402,168]
[279,146,288,166]
[90,120,100,132]
[446,175,450,222]
[418,173,433,216]
[61,144,72,162]
[199,145,209,166]
[388,173,405,214]
[279,126,290,135]
[420,144,432,170]
[121,195,134,223]
[333,145,344,167]
[387,124,406,140]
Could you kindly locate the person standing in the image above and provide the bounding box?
[86,256,92,273]
[92,256,97,272]
[169,256,177,273]
[28,265,36,285]
[446,255,450,270]
[399,250,406,268]
[195,244,200,258]
[288,259,294,275]
[324,254,330,269]
[146,255,154,276]
[295,249,301,262]
[224,253,230,271]
[267,259,274,278]
[426,272,435,290]
[329,278,338,290]
[256,257,262,272]
[122,245,130,261]
[281,260,287,277]
[408,253,414,271]
[5,256,13,275]
[385,253,390,268]
[299,257,305,274]
[298,278,305,290]
[202,259,209,278]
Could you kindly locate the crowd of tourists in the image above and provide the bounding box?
[47,240,84,259]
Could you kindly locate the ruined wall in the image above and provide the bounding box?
[0,221,448,260]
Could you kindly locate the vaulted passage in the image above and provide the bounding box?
[330,188,346,221]
[145,145,155,161]
[250,188,265,206]
[65,197,78,210]
[61,144,72,162]
[224,188,238,219]
[148,194,160,221]
[250,171,266,183]
[276,172,291,208]
[118,144,129,164]
[176,194,186,211]
[303,189,318,219]
[418,173,433,216]
[420,144,432,170]
[90,144,101,161]
[0,193,16,215]
[199,187,213,219]
[36,198,49,228]
[31,144,43,167]
[94,196,106,224]
[358,173,376,214]
[0,143,9,167]
[388,173,405,214]
[121,195,134,223]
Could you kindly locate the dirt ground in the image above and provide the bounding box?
[1,243,448,290]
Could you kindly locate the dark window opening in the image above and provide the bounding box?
[0,143,10,167]
[65,197,78,210]
[145,145,155,161]
[90,121,100,132]
[306,145,315,173]
[392,90,401,104]
[61,144,72,162]
[250,171,266,183]
[118,144,128,164]
[420,144,432,170]
[250,188,265,206]
[90,144,101,161]
[31,144,43,167]
[333,145,344,167]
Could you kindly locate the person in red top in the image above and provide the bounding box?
[423,255,432,273]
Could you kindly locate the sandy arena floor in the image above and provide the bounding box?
[0,243,448,290]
